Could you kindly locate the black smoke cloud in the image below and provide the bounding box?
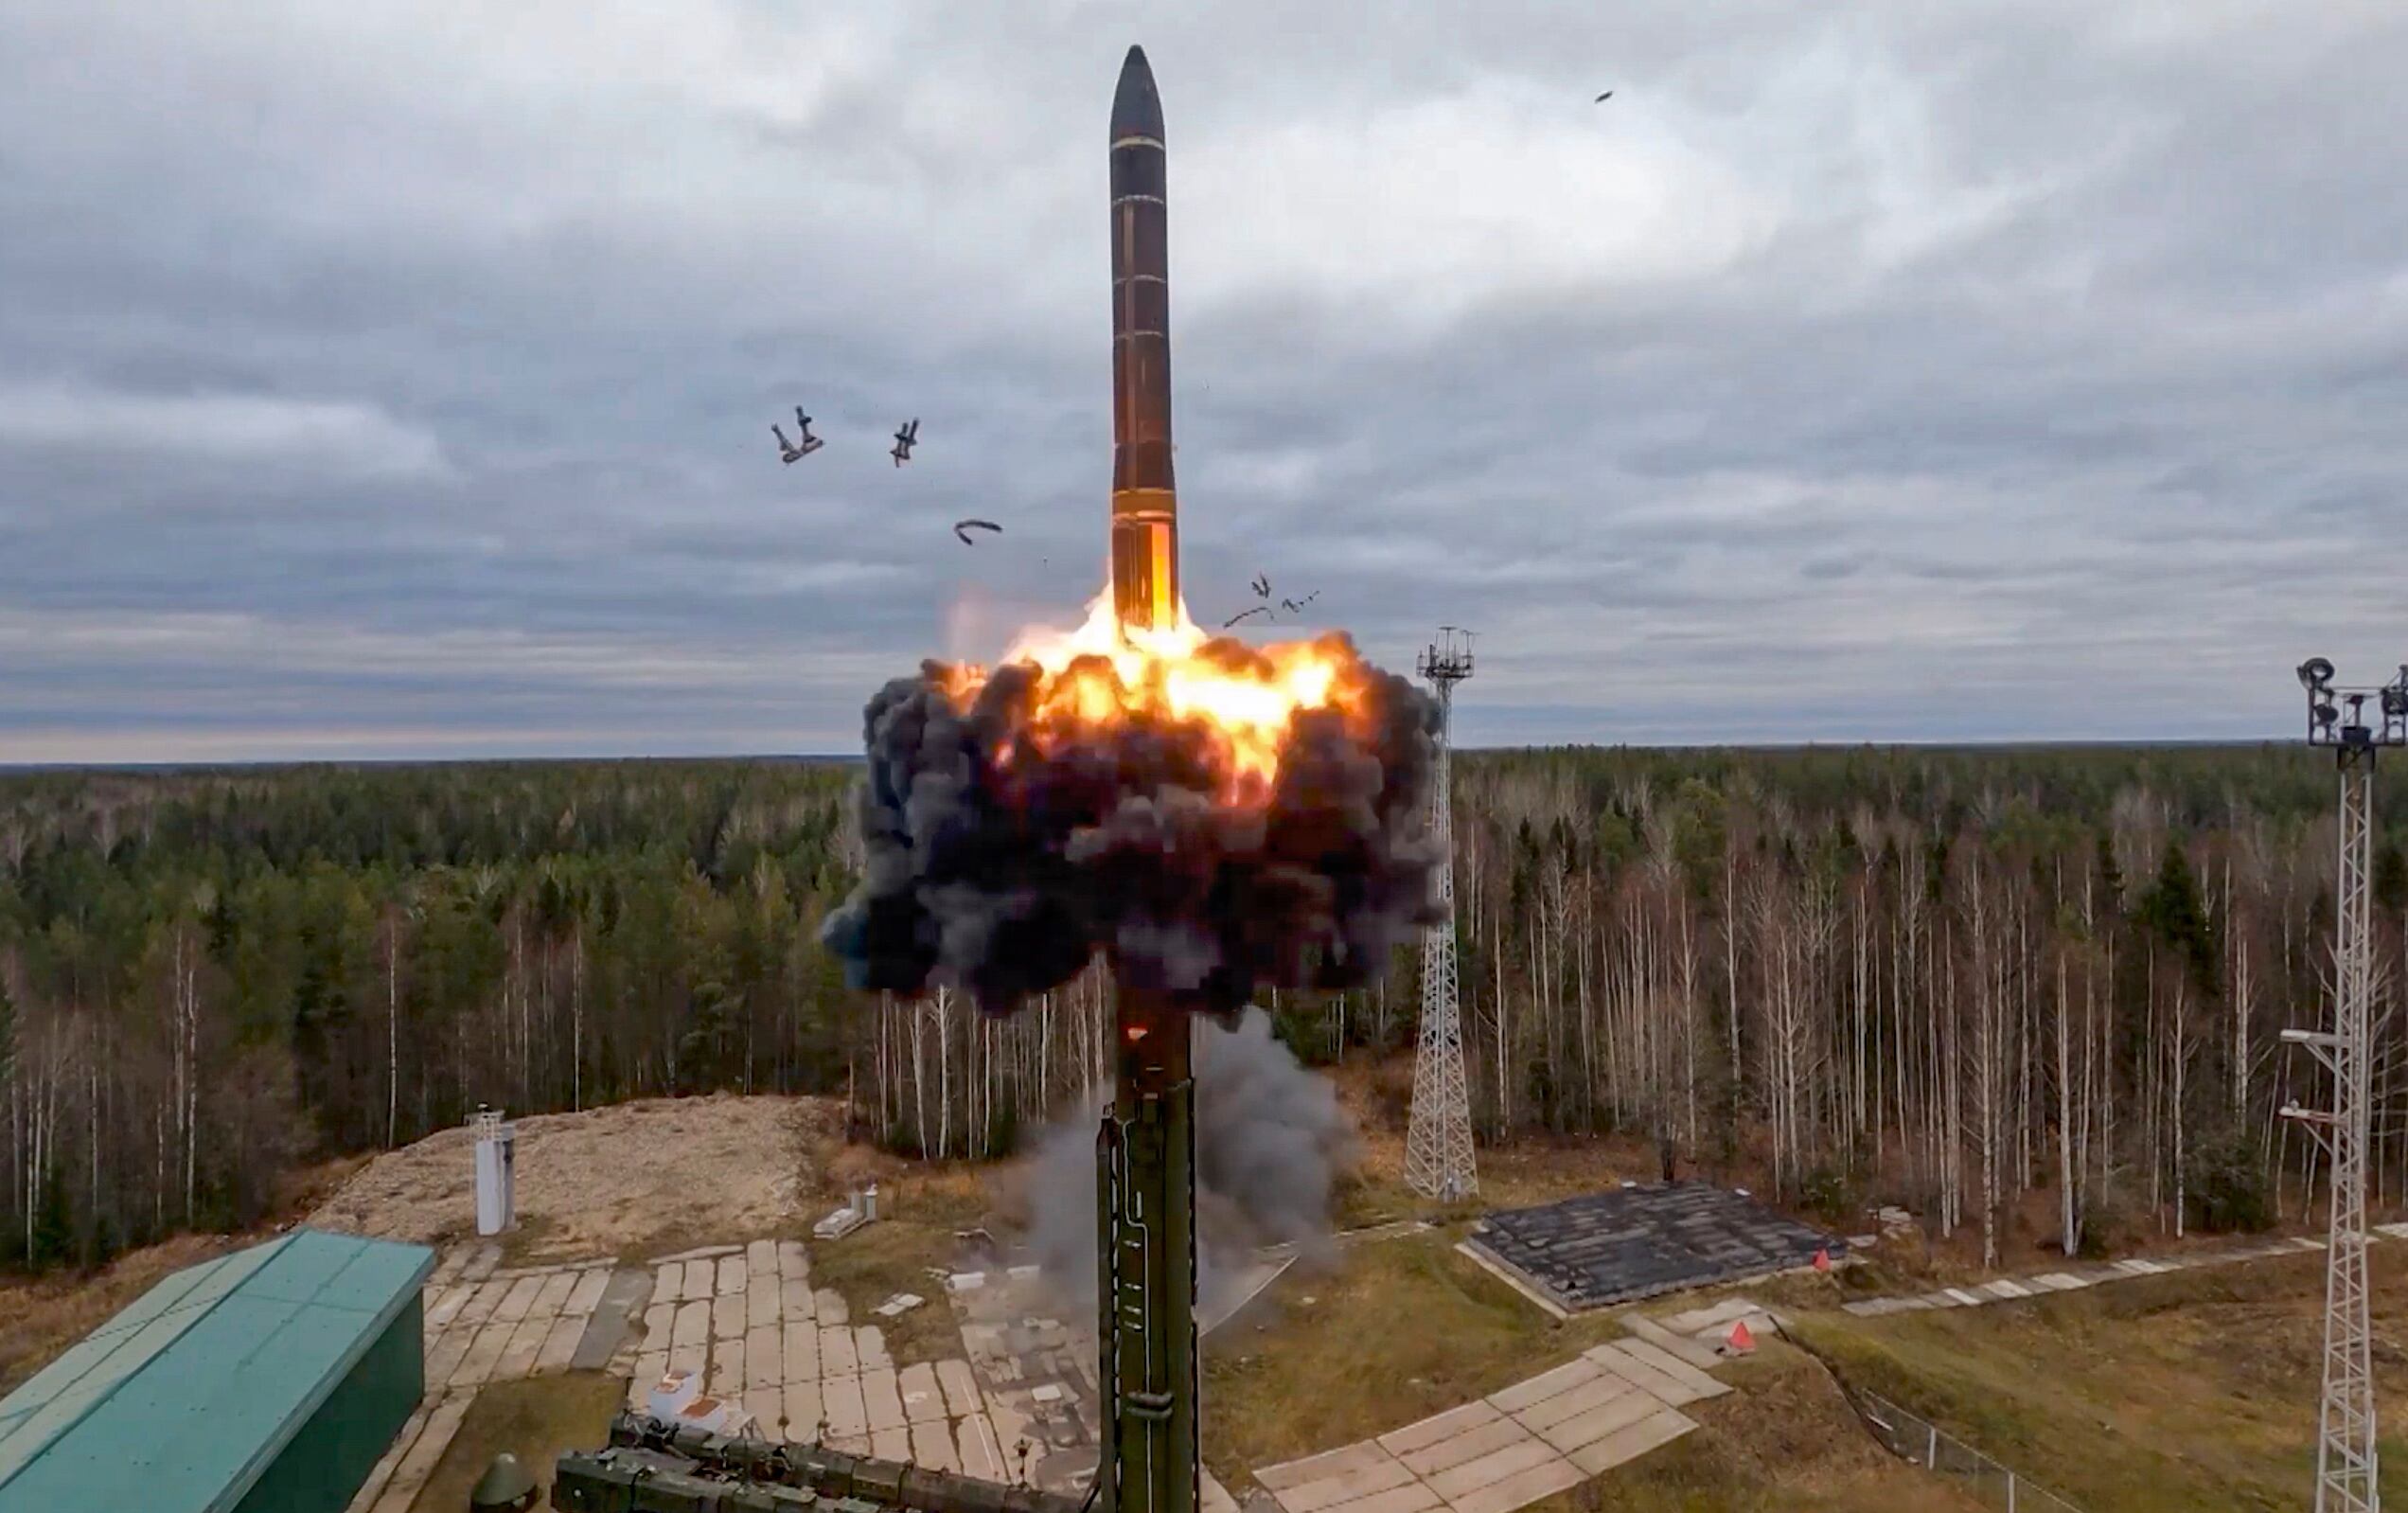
[819,633,1444,1017]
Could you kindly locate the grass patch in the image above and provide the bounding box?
[496,1211,568,1269]
[1201,1233,1623,1482]
[801,1165,991,1367]
[1201,1236,1983,1509]
[1519,1344,1982,1513]
[1787,1249,2408,1511]
[409,1371,624,1513]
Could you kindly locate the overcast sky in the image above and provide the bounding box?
[5,1,2406,762]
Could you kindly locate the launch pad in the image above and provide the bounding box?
[1466,1183,1849,1312]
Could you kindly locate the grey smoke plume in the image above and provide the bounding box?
[1018,1008,1354,1320]
[817,632,1444,1017]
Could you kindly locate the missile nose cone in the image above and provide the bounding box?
[1112,45,1164,140]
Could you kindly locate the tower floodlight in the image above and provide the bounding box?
[1405,627,1478,1202]
[2284,659,2408,1512]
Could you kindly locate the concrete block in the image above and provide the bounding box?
[1424,1440,1558,1505]
[858,1325,893,1370]
[861,1365,909,1432]
[747,1276,783,1333]
[956,1412,1005,1482]
[1377,1400,1502,1457]
[1312,1486,1441,1513]
[1259,1442,1399,1493]
[1485,1358,1602,1415]
[912,1417,959,1471]
[535,1313,585,1374]
[1275,1457,1418,1513]
[785,1379,824,1439]
[822,1373,868,1439]
[531,1270,580,1318]
[1607,1339,1729,1400]
[711,1336,747,1401]
[747,1325,783,1390]
[1512,1374,1633,1433]
[1532,1391,1657,1455]
[1397,1418,1530,1478]
[821,1324,859,1376]
[565,1268,612,1317]
[1566,1407,1693,1476]
[1583,1344,1700,1407]
[744,1387,784,1437]
[492,1274,545,1325]
[936,1358,983,1419]
[784,1320,821,1380]
[1438,1455,1581,1513]
[899,1362,946,1423]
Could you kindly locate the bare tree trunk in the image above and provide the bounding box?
[2172,974,2188,1238]
[936,988,952,1161]
[2058,951,2078,1255]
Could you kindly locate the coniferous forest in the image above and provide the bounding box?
[2,743,2401,1276]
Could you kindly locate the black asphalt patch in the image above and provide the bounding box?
[1466,1181,1847,1310]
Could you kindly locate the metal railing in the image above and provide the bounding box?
[1850,1387,2087,1512]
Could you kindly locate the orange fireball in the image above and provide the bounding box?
[936,591,1372,799]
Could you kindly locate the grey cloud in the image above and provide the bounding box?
[4,0,2406,760]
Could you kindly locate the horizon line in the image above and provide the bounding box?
[0,733,2311,774]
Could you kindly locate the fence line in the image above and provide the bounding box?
[1846,1386,2087,1512]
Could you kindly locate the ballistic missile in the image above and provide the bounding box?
[1109,44,1178,632]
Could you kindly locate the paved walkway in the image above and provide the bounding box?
[346,1234,1023,1512]
[947,1257,1282,1504]
[626,1239,1014,1479]
[1839,1233,2329,1319]
[1252,1340,1729,1513]
[348,1240,631,1513]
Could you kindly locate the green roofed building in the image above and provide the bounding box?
[0,1226,435,1513]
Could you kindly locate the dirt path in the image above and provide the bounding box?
[309,1094,841,1262]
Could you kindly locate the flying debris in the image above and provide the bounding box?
[891,418,920,467]
[1220,606,1270,629]
[1595,90,1614,102]
[1280,590,1320,615]
[1250,573,1270,599]
[772,407,823,464]
[952,518,1001,545]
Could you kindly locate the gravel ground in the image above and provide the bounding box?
[309,1094,841,1261]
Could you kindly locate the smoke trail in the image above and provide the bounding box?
[819,632,1444,1017]
[1018,1008,1354,1318]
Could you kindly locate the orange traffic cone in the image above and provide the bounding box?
[1813,1247,1832,1273]
[1726,1319,1757,1354]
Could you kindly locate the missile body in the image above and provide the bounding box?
[1110,45,1178,632]
[1101,54,1204,1513]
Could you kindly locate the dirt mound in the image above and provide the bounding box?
[0,1232,251,1394]
[309,1094,842,1262]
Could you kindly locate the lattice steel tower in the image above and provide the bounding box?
[2282,658,2407,1513]
[1406,628,1478,1202]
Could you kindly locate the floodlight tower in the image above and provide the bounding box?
[2280,656,2408,1513]
[1405,627,1478,1202]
